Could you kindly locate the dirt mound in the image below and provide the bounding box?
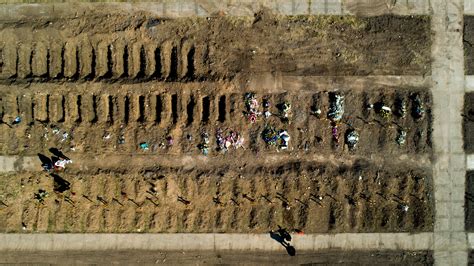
[0,14,430,83]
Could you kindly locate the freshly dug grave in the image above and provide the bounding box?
[466,171,474,231]
[0,160,433,233]
[465,16,474,74]
[0,13,430,82]
[1,84,432,157]
[464,92,474,153]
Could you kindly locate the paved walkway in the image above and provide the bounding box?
[431,0,468,265]
[0,233,433,251]
[0,0,431,19]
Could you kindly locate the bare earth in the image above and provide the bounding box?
[0,250,434,265]
[0,9,433,236]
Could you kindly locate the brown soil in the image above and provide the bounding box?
[464,92,474,153]
[465,16,474,74]
[0,250,434,265]
[0,13,430,83]
[0,10,433,234]
[0,159,433,233]
[1,84,432,157]
[466,171,474,231]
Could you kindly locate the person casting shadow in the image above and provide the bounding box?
[49,148,70,160]
[277,225,292,242]
[269,227,296,256]
[38,149,72,172]
[38,153,53,171]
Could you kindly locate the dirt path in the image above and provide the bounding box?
[0,250,433,265]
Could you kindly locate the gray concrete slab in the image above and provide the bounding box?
[467,154,474,170]
[291,234,314,250]
[430,0,468,264]
[313,234,331,249]
[0,233,433,251]
[0,156,38,172]
[468,233,474,248]
[0,0,433,20]
[342,0,430,15]
[465,76,474,92]
[465,0,474,14]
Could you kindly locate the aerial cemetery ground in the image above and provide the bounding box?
[0,11,434,235]
[8,1,474,263]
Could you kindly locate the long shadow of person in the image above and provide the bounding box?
[51,173,70,193]
[49,148,70,160]
[270,230,285,243]
[38,153,53,171]
[277,225,292,242]
[50,156,59,165]
[269,230,296,256]
[0,120,12,128]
